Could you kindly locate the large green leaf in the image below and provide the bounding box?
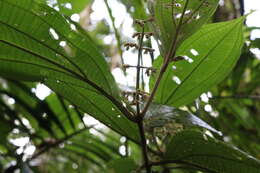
[148,0,219,56]
[0,0,116,94]
[164,130,260,173]
[150,17,245,107]
[46,78,139,141]
[0,0,138,141]
[144,103,222,135]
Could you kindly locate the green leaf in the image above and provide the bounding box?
[144,103,222,135]
[148,0,219,56]
[46,78,139,141]
[56,0,92,16]
[150,17,245,107]
[164,130,260,173]
[0,0,139,141]
[0,0,117,95]
[107,158,137,173]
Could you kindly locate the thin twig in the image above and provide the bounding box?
[141,0,190,117]
[134,26,151,172]
[171,0,177,27]
[141,55,145,91]
[136,27,145,115]
[104,0,125,65]
[239,0,245,15]
[123,64,152,69]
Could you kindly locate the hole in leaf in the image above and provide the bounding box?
[184,55,194,63]
[64,3,72,9]
[49,28,59,40]
[172,76,181,85]
[190,49,199,56]
[59,41,66,47]
[71,13,80,22]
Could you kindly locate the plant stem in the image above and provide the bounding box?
[138,121,151,173]
[125,65,152,69]
[104,0,125,66]
[136,27,145,115]
[134,26,151,172]
[134,2,190,172]
[141,53,146,91]
[141,0,190,117]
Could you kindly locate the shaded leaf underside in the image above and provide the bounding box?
[0,0,139,142]
[165,130,260,173]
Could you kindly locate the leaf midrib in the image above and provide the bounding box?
[0,19,85,80]
[158,23,225,103]
[62,82,139,143]
[1,25,130,123]
[171,24,243,105]
[164,20,241,104]
[1,0,114,95]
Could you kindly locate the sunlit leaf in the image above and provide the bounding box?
[150,17,245,107]
[148,0,219,56]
